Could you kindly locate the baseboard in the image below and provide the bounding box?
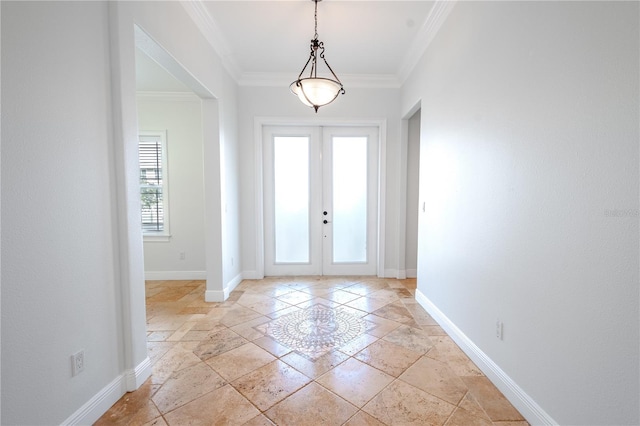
[125,356,152,391]
[415,289,557,426]
[383,268,398,278]
[205,272,244,302]
[242,270,262,280]
[144,270,206,280]
[228,272,243,294]
[62,358,152,425]
[61,375,125,426]
[406,268,417,278]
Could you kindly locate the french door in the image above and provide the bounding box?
[263,125,379,276]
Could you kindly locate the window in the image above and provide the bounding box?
[138,131,170,240]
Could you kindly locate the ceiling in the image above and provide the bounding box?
[136,0,453,92]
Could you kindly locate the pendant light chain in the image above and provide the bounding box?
[314,0,318,40]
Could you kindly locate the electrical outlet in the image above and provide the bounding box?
[179,252,186,260]
[496,320,504,340]
[71,350,84,376]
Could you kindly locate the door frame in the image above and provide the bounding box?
[254,117,387,278]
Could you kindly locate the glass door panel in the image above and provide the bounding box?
[332,137,367,263]
[274,136,310,263]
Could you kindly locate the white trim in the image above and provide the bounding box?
[179,0,241,81]
[205,289,226,302]
[125,356,152,391]
[142,234,171,243]
[242,270,262,280]
[397,0,458,84]
[144,271,206,280]
[226,272,243,294]
[61,357,152,425]
[415,289,558,426]
[205,272,243,302]
[383,269,400,279]
[406,268,417,278]
[61,375,125,426]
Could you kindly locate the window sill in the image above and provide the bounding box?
[143,233,171,243]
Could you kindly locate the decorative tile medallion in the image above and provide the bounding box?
[256,304,370,360]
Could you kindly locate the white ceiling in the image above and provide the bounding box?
[136,0,453,92]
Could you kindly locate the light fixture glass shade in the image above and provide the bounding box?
[290,77,343,110]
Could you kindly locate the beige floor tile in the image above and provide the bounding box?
[363,379,456,425]
[150,342,202,385]
[230,315,271,340]
[462,376,525,422]
[252,335,293,357]
[458,391,492,420]
[326,289,363,304]
[192,328,248,361]
[368,288,401,304]
[146,314,193,332]
[265,382,358,425]
[371,301,416,323]
[242,297,294,316]
[206,342,276,381]
[267,305,302,319]
[280,349,349,379]
[355,339,421,377]
[95,380,161,426]
[316,358,394,407]
[231,360,311,411]
[242,414,276,425]
[363,313,403,338]
[163,384,259,426]
[147,331,174,342]
[403,303,440,326]
[445,406,493,426]
[342,410,387,426]
[345,296,392,313]
[152,363,226,414]
[166,321,197,341]
[275,290,315,305]
[337,333,378,356]
[421,325,449,336]
[382,324,434,355]
[428,337,484,376]
[220,305,264,327]
[399,356,468,405]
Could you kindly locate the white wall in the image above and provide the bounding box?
[403,2,639,425]
[137,94,207,278]
[1,1,242,423]
[2,2,123,424]
[238,86,404,278]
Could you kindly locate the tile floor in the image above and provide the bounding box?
[96,277,528,426]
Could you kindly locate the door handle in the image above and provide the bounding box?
[323,211,328,215]
[323,219,330,224]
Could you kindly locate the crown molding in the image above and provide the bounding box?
[180,0,243,81]
[397,0,457,84]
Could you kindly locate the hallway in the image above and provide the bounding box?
[96,277,527,425]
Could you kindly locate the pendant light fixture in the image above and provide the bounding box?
[290,0,345,112]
